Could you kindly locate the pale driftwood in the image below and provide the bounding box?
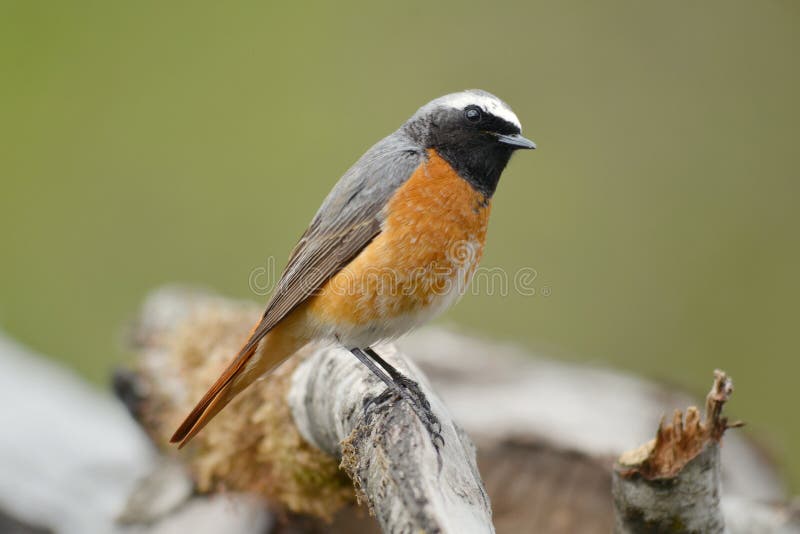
[723,496,800,534]
[0,334,157,534]
[288,343,492,534]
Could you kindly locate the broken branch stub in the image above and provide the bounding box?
[612,370,739,534]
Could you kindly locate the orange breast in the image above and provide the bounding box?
[305,149,491,335]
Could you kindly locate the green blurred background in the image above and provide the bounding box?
[1,2,798,488]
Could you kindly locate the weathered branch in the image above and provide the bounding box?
[288,343,492,533]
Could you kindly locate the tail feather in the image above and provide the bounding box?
[169,340,259,448]
[170,319,301,448]
[171,380,236,448]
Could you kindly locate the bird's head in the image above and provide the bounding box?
[403,89,535,197]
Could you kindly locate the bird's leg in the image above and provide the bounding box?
[347,347,400,415]
[348,347,411,427]
[348,347,397,397]
[356,347,443,449]
[349,348,443,449]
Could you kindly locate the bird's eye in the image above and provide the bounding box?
[464,106,482,123]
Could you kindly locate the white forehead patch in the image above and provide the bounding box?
[440,91,522,130]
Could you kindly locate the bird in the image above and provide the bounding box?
[171,89,535,448]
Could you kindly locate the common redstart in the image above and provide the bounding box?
[171,90,535,447]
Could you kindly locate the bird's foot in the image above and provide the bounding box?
[361,377,444,451]
[391,375,444,451]
[362,388,394,416]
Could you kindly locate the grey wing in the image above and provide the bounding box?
[252,132,423,341]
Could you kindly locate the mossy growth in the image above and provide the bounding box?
[135,297,354,521]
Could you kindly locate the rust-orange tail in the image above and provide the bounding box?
[170,317,305,448]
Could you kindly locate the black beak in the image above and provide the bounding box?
[494,133,536,150]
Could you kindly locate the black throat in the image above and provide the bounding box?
[435,141,514,198]
[403,104,521,198]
